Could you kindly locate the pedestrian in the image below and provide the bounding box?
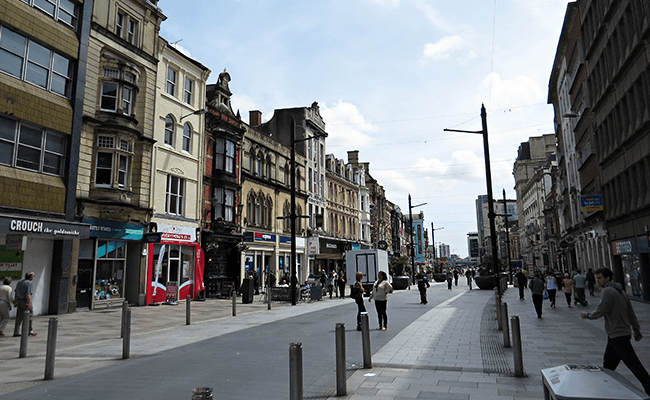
[415,269,429,304]
[369,271,392,331]
[332,270,339,297]
[446,269,453,290]
[351,271,366,331]
[465,269,473,290]
[337,270,347,298]
[319,269,326,290]
[529,272,545,319]
[562,273,573,308]
[0,277,14,337]
[453,269,459,286]
[581,267,650,396]
[13,271,37,337]
[629,266,641,297]
[252,269,259,295]
[586,268,596,296]
[515,268,527,300]
[573,270,588,306]
[327,270,335,299]
[546,270,557,308]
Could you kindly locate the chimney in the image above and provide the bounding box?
[347,150,359,165]
[249,110,262,126]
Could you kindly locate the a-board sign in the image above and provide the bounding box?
[166,281,178,302]
[220,281,234,298]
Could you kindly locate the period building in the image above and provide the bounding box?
[242,110,307,287]
[0,0,91,315]
[76,0,166,309]
[146,41,210,305]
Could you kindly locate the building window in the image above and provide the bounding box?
[213,187,235,223]
[182,123,192,153]
[166,67,177,96]
[0,25,73,97]
[164,115,175,146]
[184,77,193,105]
[22,0,79,29]
[100,68,137,115]
[0,115,67,176]
[94,135,133,189]
[166,175,184,216]
[115,10,138,44]
[215,138,235,173]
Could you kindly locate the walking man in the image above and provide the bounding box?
[581,267,650,396]
[415,269,429,304]
[529,272,545,319]
[13,271,37,337]
[515,268,527,300]
[573,270,588,306]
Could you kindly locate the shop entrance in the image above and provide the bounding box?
[76,259,93,309]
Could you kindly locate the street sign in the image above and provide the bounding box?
[377,240,388,250]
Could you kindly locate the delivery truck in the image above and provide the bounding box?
[345,249,390,295]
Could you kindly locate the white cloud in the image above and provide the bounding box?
[230,94,271,123]
[320,100,377,149]
[478,72,545,111]
[423,36,465,61]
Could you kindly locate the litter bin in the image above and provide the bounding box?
[311,284,322,301]
[241,278,254,304]
[541,364,649,400]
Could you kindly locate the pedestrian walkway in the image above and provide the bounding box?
[331,282,650,399]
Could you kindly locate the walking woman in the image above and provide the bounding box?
[352,271,366,331]
[369,271,392,331]
[545,270,557,308]
[562,273,573,308]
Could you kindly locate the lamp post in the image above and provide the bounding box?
[408,194,427,284]
[445,104,500,297]
[431,223,444,270]
[502,189,512,281]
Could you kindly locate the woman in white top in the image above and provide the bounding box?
[0,277,14,336]
[369,271,392,331]
[546,271,558,308]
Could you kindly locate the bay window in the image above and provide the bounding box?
[94,135,133,189]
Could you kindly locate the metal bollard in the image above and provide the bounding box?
[495,291,503,331]
[19,310,30,358]
[122,308,131,359]
[44,317,58,380]
[121,300,127,338]
[360,312,372,369]
[186,295,191,325]
[501,303,511,348]
[511,316,525,377]
[191,387,213,399]
[335,323,346,396]
[289,342,303,400]
[232,291,236,316]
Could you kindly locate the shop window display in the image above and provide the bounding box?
[151,244,195,297]
[95,240,126,301]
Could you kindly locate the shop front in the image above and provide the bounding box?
[611,236,650,302]
[145,223,204,305]
[311,237,359,275]
[79,218,143,309]
[243,231,306,288]
[1,214,90,316]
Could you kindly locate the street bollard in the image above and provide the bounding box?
[122,308,131,359]
[232,291,236,316]
[511,316,524,377]
[289,342,303,400]
[121,300,127,338]
[335,323,346,396]
[495,291,503,331]
[19,310,30,358]
[191,387,213,399]
[267,274,272,310]
[186,295,191,325]
[501,303,511,348]
[44,317,58,380]
[360,312,372,369]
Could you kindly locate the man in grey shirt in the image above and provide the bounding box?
[13,271,36,337]
[573,270,587,306]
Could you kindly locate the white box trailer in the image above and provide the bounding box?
[345,249,390,295]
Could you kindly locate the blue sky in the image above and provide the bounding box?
[158,0,571,257]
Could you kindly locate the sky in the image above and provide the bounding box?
[157,0,571,257]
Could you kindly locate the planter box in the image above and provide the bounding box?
[433,273,447,282]
[392,276,410,290]
[475,275,496,290]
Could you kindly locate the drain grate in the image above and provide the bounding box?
[480,296,511,374]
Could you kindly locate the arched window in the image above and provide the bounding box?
[254,195,261,226]
[283,201,291,231]
[256,151,263,176]
[249,149,255,174]
[265,196,273,228]
[182,123,192,153]
[296,204,302,232]
[164,114,175,146]
[265,156,271,180]
[247,191,255,224]
[283,163,289,185]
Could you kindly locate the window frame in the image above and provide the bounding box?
[93,134,133,189]
[182,123,192,153]
[164,115,175,147]
[22,0,79,29]
[166,67,177,96]
[165,174,185,216]
[99,68,137,115]
[115,9,138,45]
[184,77,193,105]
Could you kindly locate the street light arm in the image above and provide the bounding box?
[443,128,483,134]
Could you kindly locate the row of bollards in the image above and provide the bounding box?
[495,286,525,378]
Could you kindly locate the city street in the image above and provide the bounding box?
[1,281,649,399]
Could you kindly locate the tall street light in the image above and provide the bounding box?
[501,189,512,282]
[445,104,500,296]
[431,222,444,270]
[408,194,427,284]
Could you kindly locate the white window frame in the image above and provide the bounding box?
[100,68,136,115]
[94,135,133,189]
[184,77,193,105]
[166,67,177,96]
[182,123,192,153]
[164,115,175,147]
[166,175,185,216]
[22,0,79,29]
